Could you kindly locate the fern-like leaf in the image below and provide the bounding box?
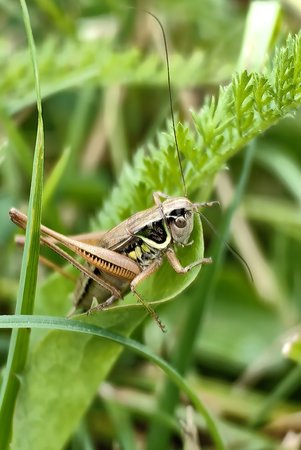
[95,32,301,230]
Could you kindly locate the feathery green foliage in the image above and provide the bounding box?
[0,40,220,114]
[96,32,301,230]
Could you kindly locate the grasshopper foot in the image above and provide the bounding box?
[87,295,119,315]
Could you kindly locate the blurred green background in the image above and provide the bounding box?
[0,0,301,449]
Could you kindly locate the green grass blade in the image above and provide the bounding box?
[0,1,44,448]
[146,141,257,450]
[237,1,282,70]
[255,147,301,204]
[252,317,301,427]
[0,107,33,177]
[104,401,138,450]
[71,421,95,450]
[42,146,71,209]
[250,365,301,427]
[0,314,225,450]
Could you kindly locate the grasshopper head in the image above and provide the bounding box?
[162,197,219,245]
[162,197,196,245]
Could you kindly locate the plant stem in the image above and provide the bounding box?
[146,142,257,450]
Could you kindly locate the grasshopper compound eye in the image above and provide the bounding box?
[175,216,187,229]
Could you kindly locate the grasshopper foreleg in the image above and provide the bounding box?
[153,191,169,206]
[166,248,212,273]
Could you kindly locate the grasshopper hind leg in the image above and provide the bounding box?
[86,294,119,315]
[85,286,167,334]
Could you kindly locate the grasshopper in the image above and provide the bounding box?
[9,13,217,332]
[10,196,216,331]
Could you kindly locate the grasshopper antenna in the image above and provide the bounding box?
[143,10,187,197]
[199,211,254,282]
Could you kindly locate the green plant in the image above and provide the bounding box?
[1,1,301,449]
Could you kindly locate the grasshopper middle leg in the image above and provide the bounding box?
[166,248,212,273]
[130,258,166,332]
[87,258,167,332]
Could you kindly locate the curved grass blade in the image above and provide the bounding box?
[0,1,44,448]
[0,314,226,450]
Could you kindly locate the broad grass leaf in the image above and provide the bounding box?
[12,215,203,450]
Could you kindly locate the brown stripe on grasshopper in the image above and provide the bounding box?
[76,248,137,281]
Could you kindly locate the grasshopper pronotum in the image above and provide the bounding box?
[10,13,217,332]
